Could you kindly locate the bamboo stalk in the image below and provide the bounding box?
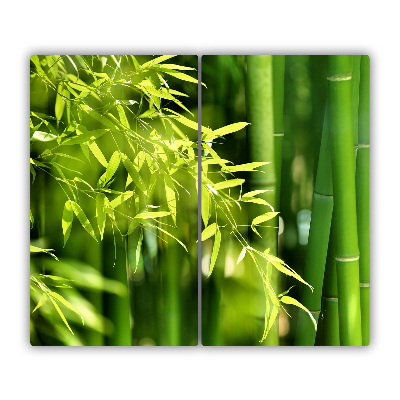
[356,55,370,345]
[317,220,340,346]
[327,55,362,346]
[273,55,285,205]
[295,105,333,345]
[246,55,279,345]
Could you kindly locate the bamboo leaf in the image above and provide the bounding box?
[62,200,74,246]
[48,292,84,326]
[48,296,74,335]
[32,294,47,313]
[223,161,269,173]
[134,211,171,220]
[201,186,210,227]
[121,154,147,194]
[252,212,279,226]
[164,175,176,224]
[237,247,247,265]
[134,228,144,273]
[96,193,106,240]
[105,151,121,184]
[62,129,107,146]
[110,191,133,208]
[150,224,188,252]
[55,82,66,123]
[260,306,279,342]
[142,55,177,68]
[242,189,269,198]
[30,245,59,261]
[201,223,217,241]
[208,228,221,277]
[70,201,98,242]
[203,122,250,141]
[89,141,108,167]
[280,295,317,330]
[213,179,245,191]
[31,131,58,142]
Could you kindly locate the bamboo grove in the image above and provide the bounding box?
[30,55,369,346]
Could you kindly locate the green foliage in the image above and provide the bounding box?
[30,54,314,343]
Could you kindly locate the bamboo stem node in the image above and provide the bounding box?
[322,296,339,303]
[313,191,333,199]
[335,254,360,262]
[327,73,352,81]
[359,282,370,288]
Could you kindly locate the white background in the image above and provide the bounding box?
[1,1,397,398]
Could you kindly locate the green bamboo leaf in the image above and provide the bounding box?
[150,224,188,252]
[223,161,269,173]
[96,193,106,240]
[203,122,250,141]
[126,219,139,236]
[30,245,59,261]
[201,186,210,227]
[32,294,47,313]
[134,228,144,273]
[110,191,133,208]
[201,223,217,241]
[142,55,177,68]
[55,82,66,123]
[121,154,147,194]
[62,129,107,146]
[105,151,121,183]
[164,175,176,224]
[162,70,198,85]
[268,257,312,290]
[156,63,195,71]
[116,104,130,129]
[48,296,74,335]
[260,306,279,342]
[237,247,247,265]
[89,141,108,167]
[48,292,84,326]
[241,189,269,198]
[213,178,245,191]
[31,131,58,142]
[134,211,171,220]
[241,197,272,207]
[62,200,73,246]
[252,212,279,226]
[70,201,98,242]
[280,296,317,330]
[208,228,221,277]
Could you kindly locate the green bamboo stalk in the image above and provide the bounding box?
[327,55,362,346]
[351,55,361,148]
[273,55,285,205]
[295,105,333,345]
[246,55,279,346]
[317,220,340,346]
[356,55,370,345]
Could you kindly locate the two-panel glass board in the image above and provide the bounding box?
[30,55,370,346]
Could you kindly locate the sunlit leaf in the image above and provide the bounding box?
[203,122,250,142]
[280,296,317,330]
[252,212,279,226]
[208,228,221,277]
[201,223,217,241]
[213,178,245,191]
[70,201,98,242]
[62,200,73,246]
[30,245,59,261]
[96,193,106,240]
[134,211,171,220]
[237,247,247,265]
[31,131,57,142]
